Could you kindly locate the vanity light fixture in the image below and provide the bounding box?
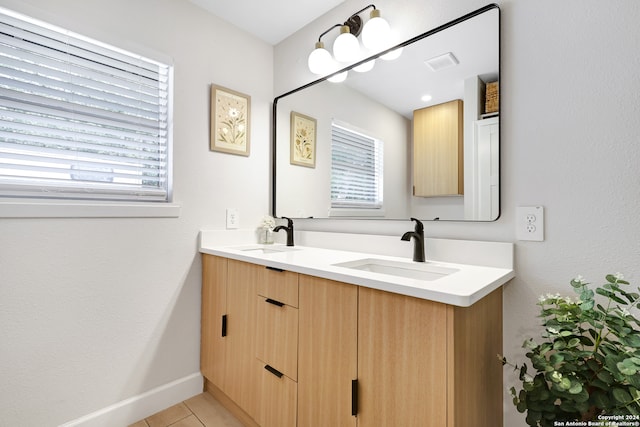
[333,25,360,62]
[307,4,394,76]
[307,40,335,75]
[360,8,391,51]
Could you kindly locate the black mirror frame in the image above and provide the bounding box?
[272,3,501,222]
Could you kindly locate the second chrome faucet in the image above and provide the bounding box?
[401,217,425,262]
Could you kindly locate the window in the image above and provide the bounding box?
[330,122,383,211]
[0,8,172,202]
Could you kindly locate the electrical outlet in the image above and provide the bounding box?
[516,206,544,241]
[226,208,239,229]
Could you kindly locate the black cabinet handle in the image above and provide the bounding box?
[266,266,285,273]
[264,364,284,378]
[352,379,358,416]
[265,298,285,307]
[221,314,227,337]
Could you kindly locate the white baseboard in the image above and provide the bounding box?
[58,373,203,427]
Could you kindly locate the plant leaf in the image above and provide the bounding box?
[580,300,595,311]
[550,353,564,365]
[612,387,632,404]
[592,390,610,408]
[554,340,567,350]
[621,334,640,348]
[569,381,583,394]
[568,337,581,348]
[597,370,614,384]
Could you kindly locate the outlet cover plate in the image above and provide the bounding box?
[516,206,544,241]
[226,208,239,229]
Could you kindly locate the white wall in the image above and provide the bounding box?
[0,0,273,425]
[275,0,640,425]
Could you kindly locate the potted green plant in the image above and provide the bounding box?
[501,273,640,426]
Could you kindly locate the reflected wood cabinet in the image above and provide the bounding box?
[413,99,464,197]
[201,254,503,427]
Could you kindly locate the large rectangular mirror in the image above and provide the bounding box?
[273,4,500,221]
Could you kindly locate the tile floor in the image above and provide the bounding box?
[128,392,243,427]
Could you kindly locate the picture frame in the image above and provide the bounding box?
[290,111,316,168]
[210,84,250,156]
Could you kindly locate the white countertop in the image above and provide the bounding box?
[198,235,514,307]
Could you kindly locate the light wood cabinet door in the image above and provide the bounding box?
[357,287,448,427]
[201,255,227,387]
[223,259,260,420]
[298,275,358,427]
[447,287,503,427]
[413,99,463,197]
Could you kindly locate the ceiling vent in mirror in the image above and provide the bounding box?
[425,52,459,71]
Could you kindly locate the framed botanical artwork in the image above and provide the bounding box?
[210,84,250,156]
[290,111,316,168]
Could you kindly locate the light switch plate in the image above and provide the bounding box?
[516,206,544,241]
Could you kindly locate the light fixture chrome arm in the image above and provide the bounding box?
[344,4,377,37]
[315,4,378,43]
[316,23,343,44]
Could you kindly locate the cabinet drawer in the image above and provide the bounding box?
[258,267,299,308]
[256,296,298,380]
[257,361,297,427]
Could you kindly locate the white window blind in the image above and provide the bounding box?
[331,123,383,209]
[0,8,172,202]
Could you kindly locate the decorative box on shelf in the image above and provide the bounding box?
[485,81,499,114]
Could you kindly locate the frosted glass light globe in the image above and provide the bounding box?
[381,47,403,61]
[353,59,375,73]
[332,26,360,62]
[307,42,333,75]
[361,10,391,51]
[328,71,348,83]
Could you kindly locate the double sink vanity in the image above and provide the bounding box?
[199,3,508,425]
[198,230,514,427]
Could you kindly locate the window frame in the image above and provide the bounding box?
[0,7,176,217]
[329,120,384,217]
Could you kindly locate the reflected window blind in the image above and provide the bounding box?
[331,123,383,209]
[0,8,172,202]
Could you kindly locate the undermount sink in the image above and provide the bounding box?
[333,258,459,281]
[232,245,300,254]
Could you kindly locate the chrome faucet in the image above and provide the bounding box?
[401,218,425,262]
[273,216,295,246]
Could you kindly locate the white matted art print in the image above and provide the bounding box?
[290,111,316,168]
[210,84,250,156]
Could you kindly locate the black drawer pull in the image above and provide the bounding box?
[352,379,358,416]
[266,266,285,273]
[264,364,284,378]
[221,314,227,337]
[265,298,285,307]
